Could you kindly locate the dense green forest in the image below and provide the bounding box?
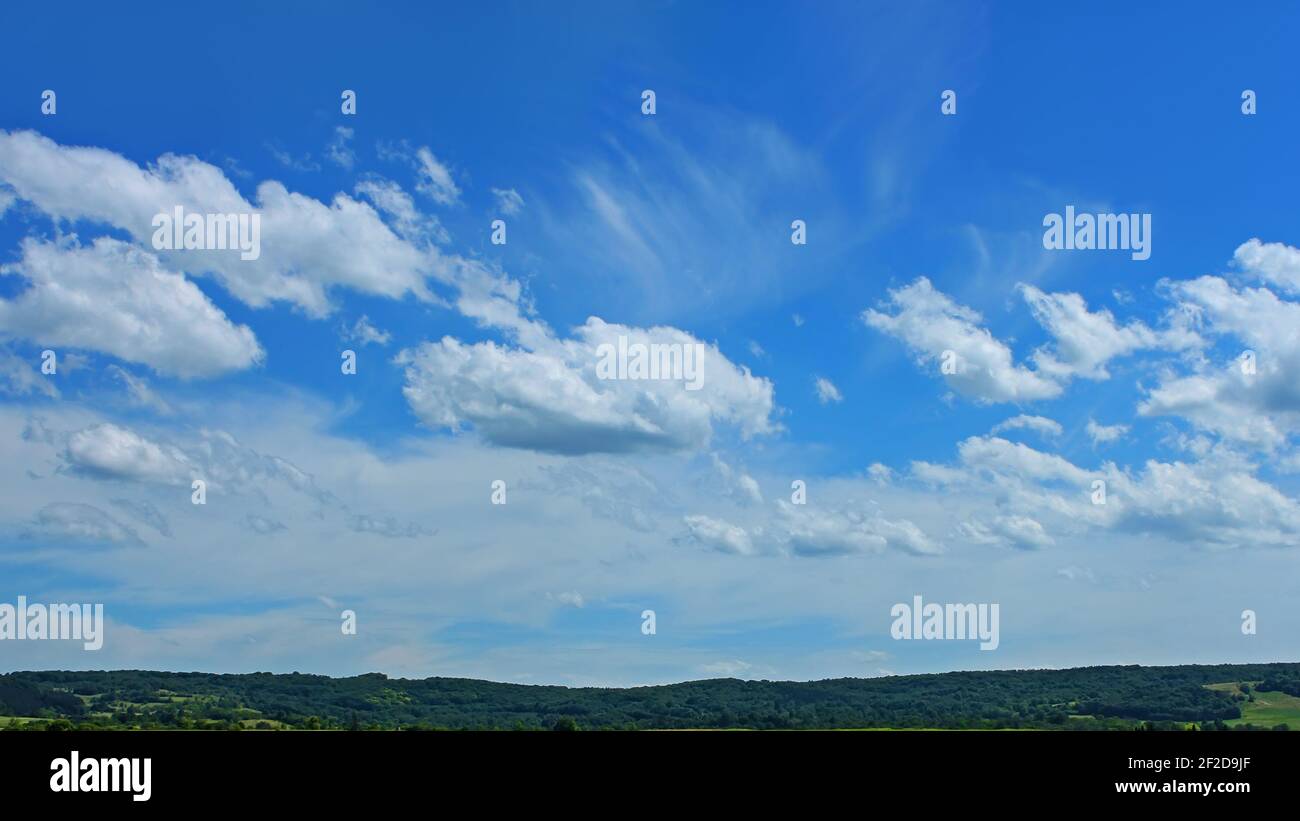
[1259,671,1300,698]
[3,663,1298,731]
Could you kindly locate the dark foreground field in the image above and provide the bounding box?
[4,663,1300,731]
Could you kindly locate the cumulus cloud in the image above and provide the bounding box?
[990,414,1062,439]
[354,176,450,246]
[1020,284,1198,381]
[682,514,754,555]
[0,237,263,378]
[0,129,440,317]
[1234,238,1300,294]
[1105,457,1300,549]
[1139,273,1300,449]
[774,501,940,557]
[55,421,338,511]
[1086,419,1129,446]
[918,434,1300,550]
[863,277,1060,403]
[676,483,941,559]
[957,435,1095,487]
[865,278,1203,408]
[62,423,194,485]
[397,317,777,455]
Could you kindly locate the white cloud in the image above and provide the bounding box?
[1139,274,1300,449]
[107,365,174,415]
[924,433,1300,550]
[1020,284,1197,381]
[414,146,460,206]
[814,376,843,404]
[1281,451,1300,475]
[955,435,1094,486]
[863,277,1061,403]
[58,353,92,375]
[491,187,524,216]
[266,143,320,172]
[700,659,754,677]
[549,591,585,608]
[1139,368,1287,449]
[866,278,1202,409]
[344,315,392,347]
[0,129,440,317]
[53,420,338,513]
[0,237,263,378]
[397,317,777,455]
[543,114,839,323]
[1105,457,1300,549]
[1234,238,1300,294]
[959,515,1054,550]
[354,176,450,246]
[1085,419,1128,446]
[682,513,754,555]
[711,453,763,504]
[326,126,355,170]
[867,463,893,483]
[990,414,1062,439]
[0,347,58,398]
[775,501,940,556]
[63,423,194,485]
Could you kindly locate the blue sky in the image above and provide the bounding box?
[0,1,1298,685]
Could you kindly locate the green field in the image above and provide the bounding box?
[1205,682,1300,728]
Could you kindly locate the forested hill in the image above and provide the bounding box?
[4,663,1300,730]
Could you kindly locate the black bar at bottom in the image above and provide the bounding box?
[0,729,1288,806]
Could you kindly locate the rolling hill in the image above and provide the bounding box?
[3,663,1298,731]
